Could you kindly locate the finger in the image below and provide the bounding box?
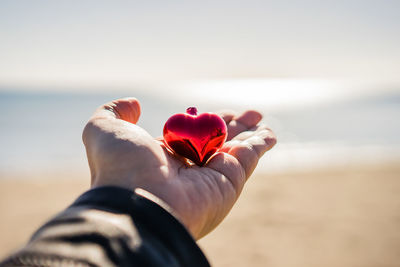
[91,97,141,124]
[218,124,268,155]
[206,126,276,194]
[226,120,247,141]
[205,152,246,195]
[225,128,276,178]
[226,110,262,140]
[83,97,142,147]
[235,110,262,128]
[229,123,272,142]
[215,110,236,124]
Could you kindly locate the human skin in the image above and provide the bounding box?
[82,98,276,240]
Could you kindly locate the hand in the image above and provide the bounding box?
[82,97,276,239]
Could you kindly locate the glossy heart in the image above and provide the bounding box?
[163,107,227,166]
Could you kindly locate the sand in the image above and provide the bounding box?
[1,163,400,266]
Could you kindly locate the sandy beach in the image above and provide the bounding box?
[1,163,399,267]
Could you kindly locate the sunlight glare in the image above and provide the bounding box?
[173,79,347,110]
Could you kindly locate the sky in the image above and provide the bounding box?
[0,0,399,90]
[1,1,399,174]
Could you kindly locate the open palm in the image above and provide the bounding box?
[83,98,276,239]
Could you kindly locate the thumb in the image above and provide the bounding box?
[82,97,142,149]
[91,97,141,124]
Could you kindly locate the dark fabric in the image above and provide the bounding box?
[0,186,210,267]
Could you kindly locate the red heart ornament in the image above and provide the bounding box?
[163,107,227,166]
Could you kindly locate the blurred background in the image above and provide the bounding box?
[0,1,399,266]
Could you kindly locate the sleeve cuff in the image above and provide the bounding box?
[71,186,210,267]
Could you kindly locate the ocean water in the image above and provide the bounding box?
[0,85,399,177]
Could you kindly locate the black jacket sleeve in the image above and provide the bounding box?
[0,186,210,267]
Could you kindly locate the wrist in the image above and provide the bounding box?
[90,174,204,239]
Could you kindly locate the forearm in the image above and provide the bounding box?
[0,187,209,267]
